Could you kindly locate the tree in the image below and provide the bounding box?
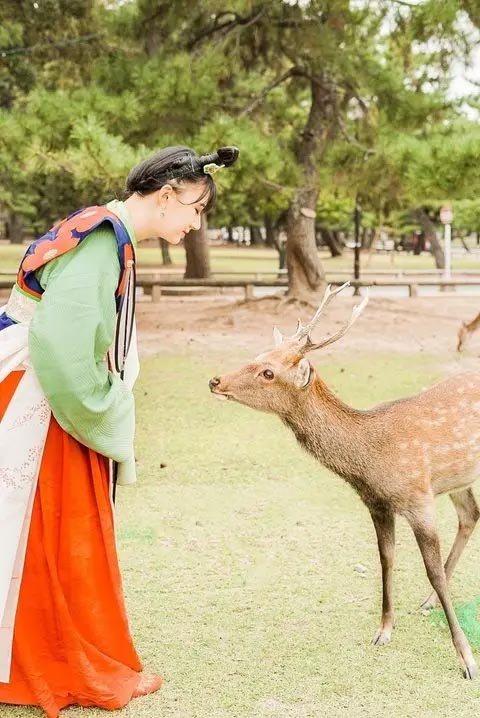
[316,0,480,269]
[155,0,479,299]
[184,215,211,279]
[1,0,479,292]
[171,1,358,300]
[159,238,172,266]
[0,0,103,108]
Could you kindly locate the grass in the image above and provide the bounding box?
[2,348,480,717]
[2,242,480,275]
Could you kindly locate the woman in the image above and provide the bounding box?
[0,145,239,717]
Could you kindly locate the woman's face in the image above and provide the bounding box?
[157,182,209,244]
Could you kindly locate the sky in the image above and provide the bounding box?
[449,44,480,115]
[285,0,479,107]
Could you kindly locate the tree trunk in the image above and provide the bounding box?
[264,214,286,273]
[264,215,276,247]
[249,225,263,245]
[142,2,170,57]
[413,208,444,269]
[184,215,211,278]
[334,230,345,249]
[159,238,172,265]
[227,226,235,243]
[320,228,343,257]
[360,227,369,250]
[362,228,376,251]
[6,211,24,244]
[286,76,336,300]
[286,194,326,299]
[459,234,471,253]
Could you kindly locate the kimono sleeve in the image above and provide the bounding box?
[28,226,135,463]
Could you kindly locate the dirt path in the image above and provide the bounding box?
[136,293,480,369]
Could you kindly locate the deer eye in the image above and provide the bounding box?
[262,369,274,380]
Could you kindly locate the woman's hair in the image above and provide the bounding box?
[125,146,239,211]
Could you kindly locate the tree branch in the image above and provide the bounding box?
[389,0,418,7]
[187,8,266,51]
[140,2,171,30]
[258,178,292,192]
[239,66,304,117]
[297,76,337,170]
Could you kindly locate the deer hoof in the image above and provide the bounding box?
[463,661,478,680]
[372,628,392,646]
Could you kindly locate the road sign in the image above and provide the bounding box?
[440,206,453,224]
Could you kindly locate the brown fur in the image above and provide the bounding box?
[210,337,480,679]
[458,312,480,351]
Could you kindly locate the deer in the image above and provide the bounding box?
[457,310,480,352]
[209,282,480,680]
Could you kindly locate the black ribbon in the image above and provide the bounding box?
[112,260,136,504]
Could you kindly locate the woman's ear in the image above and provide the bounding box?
[156,184,173,206]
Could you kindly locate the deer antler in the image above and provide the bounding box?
[291,282,351,341]
[299,289,369,354]
[273,282,362,350]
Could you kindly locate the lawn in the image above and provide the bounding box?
[2,242,480,276]
[2,348,480,717]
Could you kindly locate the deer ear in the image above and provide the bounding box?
[273,326,283,347]
[294,358,312,388]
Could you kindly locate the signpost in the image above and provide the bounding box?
[353,202,361,296]
[440,205,453,280]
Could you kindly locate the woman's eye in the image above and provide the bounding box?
[262,369,274,380]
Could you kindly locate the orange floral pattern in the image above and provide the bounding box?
[22,207,119,273]
[13,206,135,312]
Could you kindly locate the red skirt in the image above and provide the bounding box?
[0,371,157,717]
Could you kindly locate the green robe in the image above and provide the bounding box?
[28,200,137,464]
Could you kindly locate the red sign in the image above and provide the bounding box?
[440,206,453,224]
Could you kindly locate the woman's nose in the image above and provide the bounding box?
[209,377,221,390]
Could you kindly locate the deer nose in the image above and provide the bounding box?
[209,377,221,390]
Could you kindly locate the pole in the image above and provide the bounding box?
[443,223,451,281]
[353,202,361,296]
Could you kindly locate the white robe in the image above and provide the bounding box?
[0,286,139,682]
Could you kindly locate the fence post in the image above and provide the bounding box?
[152,285,162,302]
[244,284,254,300]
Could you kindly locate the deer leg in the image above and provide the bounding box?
[369,506,396,646]
[407,504,478,679]
[422,489,480,610]
[457,312,480,352]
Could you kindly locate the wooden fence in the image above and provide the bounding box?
[2,273,480,301]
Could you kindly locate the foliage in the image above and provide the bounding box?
[0,0,479,244]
